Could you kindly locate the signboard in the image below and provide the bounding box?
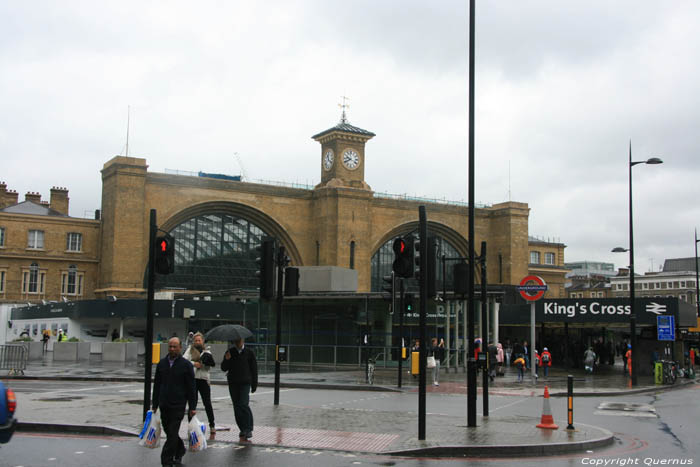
[657,315,675,341]
[517,275,548,301]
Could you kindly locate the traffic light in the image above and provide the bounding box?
[405,293,414,314]
[284,267,300,296]
[426,236,437,298]
[382,272,395,312]
[392,236,414,278]
[454,261,469,295]
[154,234,175,275]
[414,235,437,298]
[256,237,276,299]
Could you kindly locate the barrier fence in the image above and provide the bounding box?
[245,343,469,373]
[0,344,27,375]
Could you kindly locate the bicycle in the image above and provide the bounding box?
[661,360,677,384]
[366,353,384,385]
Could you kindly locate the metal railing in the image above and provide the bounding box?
[244,343,468,373]
[0,344,27,375]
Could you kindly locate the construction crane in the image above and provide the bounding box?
[234,152,249,182]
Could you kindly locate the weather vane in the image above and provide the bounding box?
[338,96,350,124]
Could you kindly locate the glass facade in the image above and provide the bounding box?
[157,213,269,291]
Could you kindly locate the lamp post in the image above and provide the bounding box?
[612,142,662,386]
[695,229,699,318]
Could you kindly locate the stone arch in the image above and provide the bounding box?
[371,221,468,258]
[160,201,303,265]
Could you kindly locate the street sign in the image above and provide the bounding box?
[517,275,548,301]
[657,315,675,341]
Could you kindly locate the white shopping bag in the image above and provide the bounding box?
[188,415,208,452]
[138,410,161,448]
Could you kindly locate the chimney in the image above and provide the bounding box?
[25,191,42,204]
[0,183,18,208]
[50,187,69,215]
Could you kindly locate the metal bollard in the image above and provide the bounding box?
[566,375,575,430]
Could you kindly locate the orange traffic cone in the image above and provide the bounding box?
[536,386,559,429]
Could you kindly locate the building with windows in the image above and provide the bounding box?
[609,269,697,306]
[527,236,569,297]
[564,261,615,299]
[0,185,99,303]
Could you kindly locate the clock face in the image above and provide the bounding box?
[342,148,360,170]
[323,149,334,171]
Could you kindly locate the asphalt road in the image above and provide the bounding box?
[2,379,698,466]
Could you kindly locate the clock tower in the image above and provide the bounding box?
[312,111,375,190]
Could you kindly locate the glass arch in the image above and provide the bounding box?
[157,213,270,291]
[370,233,461,293]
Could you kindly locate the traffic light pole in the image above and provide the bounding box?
[418,206,427,440]
[274,246,286,406]
[143,209,156,421]
[398,278,404,388]
[480,241,488,417]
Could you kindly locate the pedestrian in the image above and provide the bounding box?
[584,347,596,374]
[625,344,632,378]
[622,341,629,372]
[221,338,258,442]
[540,347,552,377]
[430,338,445,386]
[513,355,525,382]
[41,330,50,353]
[504,339,512,367]
[183,332,216,435]
[512,339,524,364]
[57,329,65,342]
[152,337,197,467]
[523,340,530,369]
[496,343,504,376]
[533,350,540,379]
[185,331,194,348]
[690,347,696,370]
[487,342,498,381]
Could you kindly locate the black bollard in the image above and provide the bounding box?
[566,375,574,430]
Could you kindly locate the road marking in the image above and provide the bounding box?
[487,396,528,413]
[40,384,135,396]
[212,389,297,400]
[75,451,84,454]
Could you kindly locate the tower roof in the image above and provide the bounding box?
[311,122,376,141]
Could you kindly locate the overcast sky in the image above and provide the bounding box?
[1,1,698,272]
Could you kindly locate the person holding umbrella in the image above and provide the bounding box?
[213,324,258,442]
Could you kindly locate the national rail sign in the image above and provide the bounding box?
[517,275,548,301]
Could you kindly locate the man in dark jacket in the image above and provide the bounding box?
[152,337,196,467]
[221,338,258,442]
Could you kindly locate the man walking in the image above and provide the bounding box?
[221,338,258,442]
[152,337,197,467]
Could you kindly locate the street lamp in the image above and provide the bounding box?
[612,142,662,386]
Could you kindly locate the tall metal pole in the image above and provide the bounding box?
[467,0,477,428]
[480,241,488,417]
[398,278,404,388]
[143,209,156,421]
[418,206,428,440]
[274,245,285,405]
[695,229,699,318]
[628,143,638,387]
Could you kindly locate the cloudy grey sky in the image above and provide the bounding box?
[1,1,698,271]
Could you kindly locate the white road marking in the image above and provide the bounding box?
[40,384,135,396]
[488,397,528,412]
[75,451,84,454]
[212,389,296,400]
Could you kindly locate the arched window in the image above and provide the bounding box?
[370,234,461,293]
[157,213,271,291]
[22,262,45,295]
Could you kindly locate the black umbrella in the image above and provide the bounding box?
[204,324,253,342]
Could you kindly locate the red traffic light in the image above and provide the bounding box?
[393,238,406,255]
[160,240,168,252]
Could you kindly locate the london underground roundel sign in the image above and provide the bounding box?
[517,275,548,301]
